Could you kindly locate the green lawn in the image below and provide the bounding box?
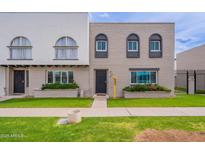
[0,98,92,108]
[0,117,205,141]
[108,94,205,107]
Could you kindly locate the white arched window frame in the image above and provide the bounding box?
[9,37,32,60]
[54,37,78,60]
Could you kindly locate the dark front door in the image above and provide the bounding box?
[14,70,25,93]
[96,70,107,93]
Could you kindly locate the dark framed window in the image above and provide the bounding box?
[95,34,108,58]
[62,72,68,84]
[48,71,53,83]
[68,71,74,83]
[127,34,140,58]
[54,71,61,83]
[149,34,162,58]
[130,71,157,84]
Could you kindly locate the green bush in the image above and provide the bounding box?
[41,83,79,90]
[123,84,171,92]
[175,87,186,92]
[196,90,205,94]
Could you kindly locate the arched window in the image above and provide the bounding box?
[127,34,140,58]
[54,36,78,59]
[149,34,162,58]
[95,34,108,58]
[9,36,32,59]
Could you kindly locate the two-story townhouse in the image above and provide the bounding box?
[89,23,175,97]
[0,13,175,97]
[0,13,90,96]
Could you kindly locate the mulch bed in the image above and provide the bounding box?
[135,129,205,142]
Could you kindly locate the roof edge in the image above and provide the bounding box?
[90,22,175,24]
[177,44,205,55]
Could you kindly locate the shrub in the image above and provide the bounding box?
[196,90,205,94]
[123,84,171,92]
[175,87,186,92]
[41,83,79,90]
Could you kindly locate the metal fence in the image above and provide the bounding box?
[175,70,205,94]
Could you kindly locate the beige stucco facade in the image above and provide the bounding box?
[4,66,91,96]
[89,23,175,97]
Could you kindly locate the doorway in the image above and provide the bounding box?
[14,70,25,94]
[95,69,107,94]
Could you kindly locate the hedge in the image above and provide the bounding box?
[175,87,186,92]
[123,84,171,92]
[41,83,79,90]
[196,90,205,94]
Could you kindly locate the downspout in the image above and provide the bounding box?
[194,70,196,94]
[186,70,189,94]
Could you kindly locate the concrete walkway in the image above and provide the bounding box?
[91,95,108,108]
[0,95,25,102]
[1,107,205,117]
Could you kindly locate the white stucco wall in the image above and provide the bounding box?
[0,67,5,96]
[0,13,89,65]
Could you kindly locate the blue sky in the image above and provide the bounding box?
[89,12,205,54]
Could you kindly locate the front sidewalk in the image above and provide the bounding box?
[0,95,25,102]
[1,107,205,117]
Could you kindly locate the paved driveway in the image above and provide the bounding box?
[0,107,205,117]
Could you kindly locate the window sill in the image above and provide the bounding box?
[96,51,108,52]
[53,58,79,60]
[130,83,157,85]
[150,51,161,52]
[127,51,139,52]
[7,59,33,60]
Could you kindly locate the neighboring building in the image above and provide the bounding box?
[176,44,205,91]
[0,13,90,97]
[0,13,175,97]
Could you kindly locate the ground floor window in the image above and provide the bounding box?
[47,71,73,84]
[131,71,157,84]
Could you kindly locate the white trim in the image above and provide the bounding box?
[128,41,139,52]
[96,40,107,52]
[150,40,161,52]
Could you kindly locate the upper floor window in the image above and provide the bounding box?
[54,37,78,60]
[96,41,107,52]
[128,41,138,52]
[9,36,32,60]
[95,34,108,58]
[127,34,140,58]
[149,34,162,58]
[150,41,160,52]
